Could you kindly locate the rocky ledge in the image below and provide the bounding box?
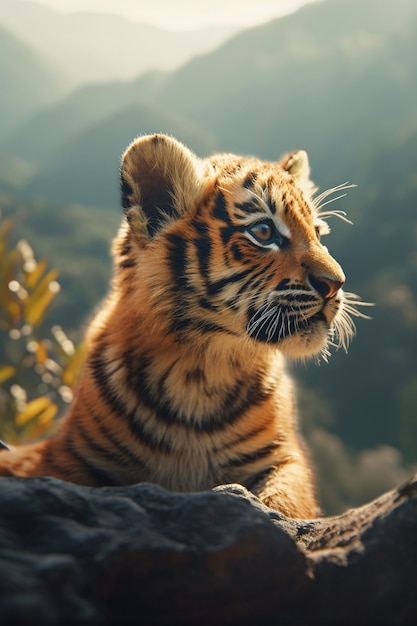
[0,474,416,625]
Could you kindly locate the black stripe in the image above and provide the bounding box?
[164,232,201,336]
[185,368,206,385]
[193,220,212,282]
[220,223,236,247]
[224,261,274,310]
[267,198,278,215]
[120,242,132,257]
[114,233,132,258]
[160,235,235,332]
[276,278,291,290]
[199,297,218,311]
[230,243,244,262]
[121,178,134,210]
[198,320,235,335]
[170,316,233,336]
[89,352,173,453]
[286,293,317,303]
[124,350,271,434]
[245,467,274,491]
[164,233,192,293]
[242,171,257,189]
[64,432,119,486]
[81,401,148,472]
[119,259,136,269]
[155,359,179,399]
[214,421,276,454]
[207,268,252,296]
[170,316,193,332]
[222,442,280,469]
[212,191,229,222]
[43,444,69,476]
[192,218,252,308]
[234,200,257,215]
[240,262,274,294]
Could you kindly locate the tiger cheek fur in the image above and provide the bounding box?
[0,134,366,519]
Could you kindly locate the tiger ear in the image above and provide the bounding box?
[120,134,203,238]
[280,150,317,197]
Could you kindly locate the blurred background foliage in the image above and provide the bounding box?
[0,0,416,513]
[0,215,85,443]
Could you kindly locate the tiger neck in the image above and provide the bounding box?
[85,311,283,426]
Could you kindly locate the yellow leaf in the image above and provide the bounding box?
[0,249,21,298]
[38,404,58,425]
[15,397,53,426]
[62,342,86,387]
[24,286,58,327]
[0,218,14,241]
[29,269,59,302]
[7,301,23,324]
[0,365,16,384]
[36,340,48,365]
[24,258,47,290]
[23,403,58,441]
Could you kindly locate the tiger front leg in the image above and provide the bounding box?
[250,458,320,519]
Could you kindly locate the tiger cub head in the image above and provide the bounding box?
[118,133,365,360]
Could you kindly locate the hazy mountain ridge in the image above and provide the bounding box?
[24,102,218,208]
[0,24,63,136]
[0,0,237,89]
[3,0,417,205]
[0,70,168,164]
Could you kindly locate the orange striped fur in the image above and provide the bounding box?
[0,134,366,518]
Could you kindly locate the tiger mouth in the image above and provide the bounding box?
[247,307,328,344]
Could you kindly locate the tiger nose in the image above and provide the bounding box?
[308,274,345,299]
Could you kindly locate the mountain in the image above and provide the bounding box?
[0,25,64,136]
[23,103,217,208]
[4,0,417,205]
[0,70,167,165]
[153,0,417,182]
[0,0,237,88]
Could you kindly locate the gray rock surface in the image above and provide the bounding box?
[0,474,416,625]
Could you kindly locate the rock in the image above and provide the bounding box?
[0,475,416,625]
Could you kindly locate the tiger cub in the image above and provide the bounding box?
[0,134,366,518]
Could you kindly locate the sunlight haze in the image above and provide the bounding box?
[22,0,319,30]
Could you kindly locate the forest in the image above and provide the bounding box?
[0,0,416,514]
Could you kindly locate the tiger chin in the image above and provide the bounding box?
[0,133,369,519]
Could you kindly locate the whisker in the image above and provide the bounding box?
[313,182,356,226]
[270,307,285,342]
[343,292,374,318]
[313,182,356,207]
[330,292,374,352]
[317,209,353,225]
[257,309,277,341]
[247,304,276,339]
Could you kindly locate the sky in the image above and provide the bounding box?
[23,0,319,30]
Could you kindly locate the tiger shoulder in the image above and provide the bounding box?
[0,133,367,518]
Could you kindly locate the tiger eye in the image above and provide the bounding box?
[251,223,273,242]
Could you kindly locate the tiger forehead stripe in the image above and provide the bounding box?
[231,185,292,239]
